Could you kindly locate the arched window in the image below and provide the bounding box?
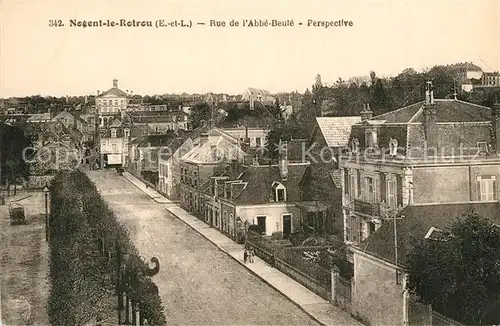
[272,181,287,202]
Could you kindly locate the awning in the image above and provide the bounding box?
[296,201,330,212]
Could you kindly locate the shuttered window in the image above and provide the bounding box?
[365,177,374,202]
[357,170,361,198]
[388,179,396,208]
[477,175,496,201]
[344,169,349,195]
[380,173,387,203]
[396,174,403,207]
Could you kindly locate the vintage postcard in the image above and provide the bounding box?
[0,1,499,325]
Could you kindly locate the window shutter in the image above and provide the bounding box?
[359,171,364,199]
[396,174,403,207]
[380,173,387,203]
[344,169,349,195]
[477,180,481,201]
[372,176,379,203]
[493,178,497,200]
[357,170,362,198]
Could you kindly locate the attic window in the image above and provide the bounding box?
[389,138,398,156]
[272,181,286,202]
[351,138,360,154]
[365,129,377,148]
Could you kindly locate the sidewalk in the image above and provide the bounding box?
[122,172,363,326]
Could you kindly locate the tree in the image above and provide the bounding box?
[370,78,391,115]
[406,213,500,325]
[0,123,32,195]
[189,102,211,129]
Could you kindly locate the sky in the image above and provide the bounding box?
[0,0,498,97]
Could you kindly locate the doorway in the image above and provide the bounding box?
[257,216,266,235]
[282,214,292,239]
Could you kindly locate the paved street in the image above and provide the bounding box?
[88,170,319,326]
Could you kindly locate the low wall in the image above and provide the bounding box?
[274,257,331,301]
[334,275,352,313]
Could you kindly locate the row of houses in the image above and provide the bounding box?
[124,81,500,325]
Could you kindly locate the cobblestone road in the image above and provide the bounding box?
[88,170,318,326]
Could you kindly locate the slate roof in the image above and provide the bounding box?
[372,99,491,124]
[181,129,245,164]
[137,132,177,147]
[315,117,362,147]
[97,87,128,98]
[27,113,51,122]
[359,202,500,267]
[231,163,309,205]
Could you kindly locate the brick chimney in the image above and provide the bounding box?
[229,159,240,180]
[423,81,438,150]
[491,100,500,153]
[360,103,373,121]
[113,79,118,88]
[278,139,288,181]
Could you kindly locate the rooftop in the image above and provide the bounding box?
[315,116,362,147]
[358,202,500,267]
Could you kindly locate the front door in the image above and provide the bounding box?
[282,214,292,239]
[257,216,266,235]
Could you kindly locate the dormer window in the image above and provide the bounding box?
[477,142,488,155]
[389,138,398,156]
[365,129,378,148]
[124,129,130,138]
[272,181,286,202]
[351,138,360,154]
[111,128,117,138]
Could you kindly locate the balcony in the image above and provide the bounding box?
[353,199,381,217]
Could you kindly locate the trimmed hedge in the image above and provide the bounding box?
[48,170,166,326]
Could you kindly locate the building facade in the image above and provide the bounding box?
[341,83,500,244]
[96,79,130,127]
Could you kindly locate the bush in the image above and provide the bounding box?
[48,170,166,326]
[289,231,307,246]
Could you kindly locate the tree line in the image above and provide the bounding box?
[48,170,166,325]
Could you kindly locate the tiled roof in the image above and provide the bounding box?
[359,202,500,267]
[232,163,309,205]
[315,117,362,147]
[329,170,342,188]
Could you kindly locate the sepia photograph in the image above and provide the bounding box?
[0,0,499,325]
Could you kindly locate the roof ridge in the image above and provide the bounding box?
[373,101,424,120]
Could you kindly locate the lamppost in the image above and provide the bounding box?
[42,185,50,242]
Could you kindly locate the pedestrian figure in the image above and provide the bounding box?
[243,249,248,264]
[249,248,255,263]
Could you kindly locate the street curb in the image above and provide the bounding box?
[164,206,328,326]
[121,173,329,326]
